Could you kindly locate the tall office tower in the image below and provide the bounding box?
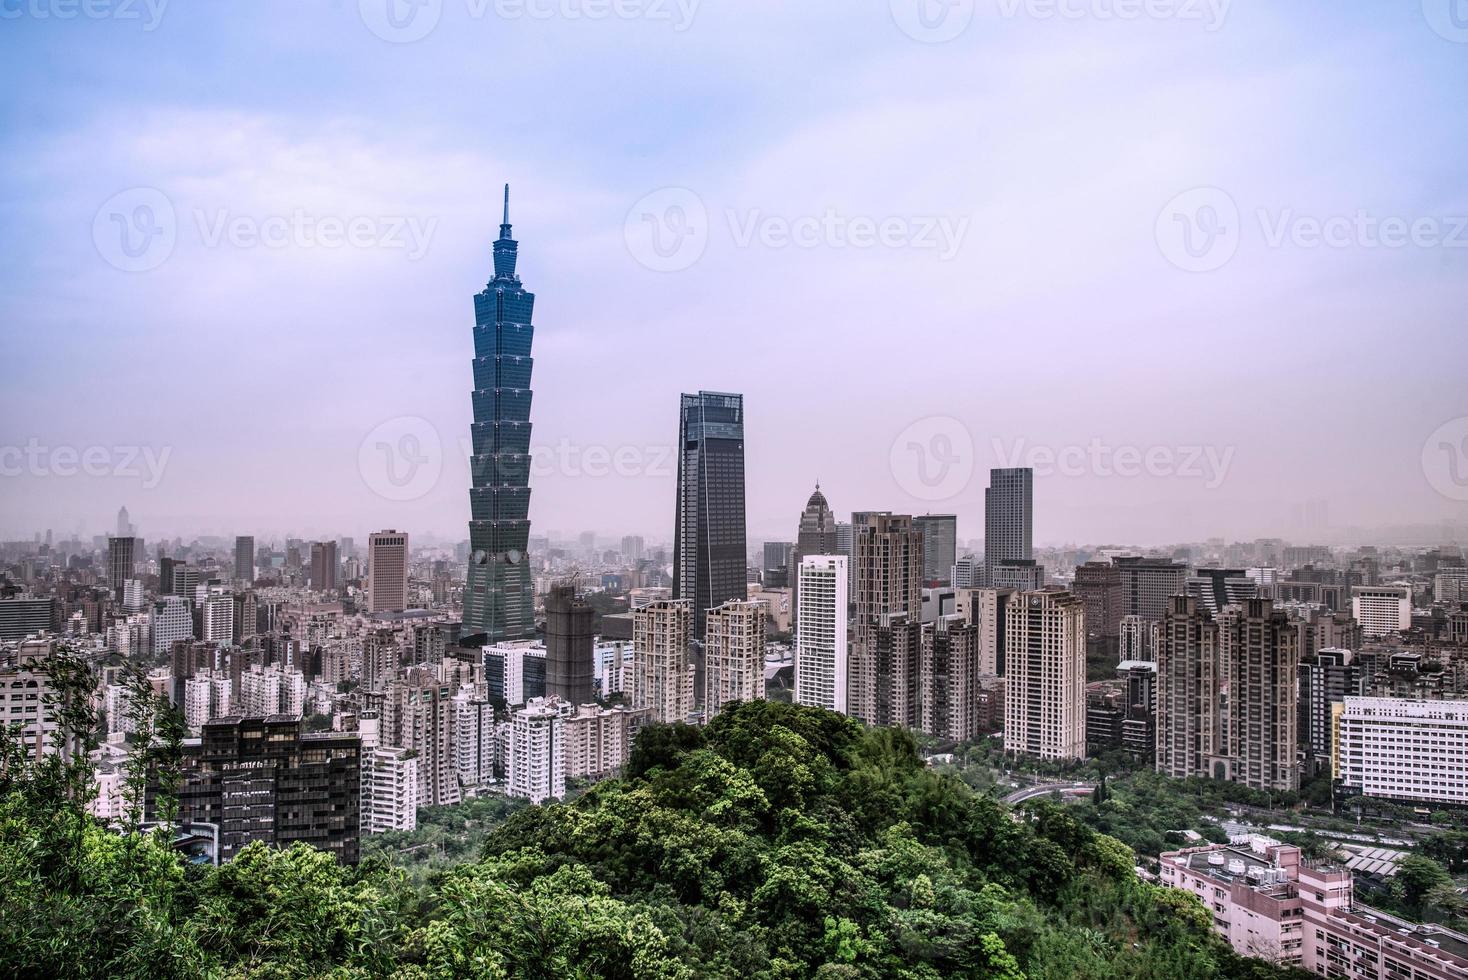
[794,555,849,713]
[762,541,793,589]
[1072,561,1123,653]
[983,468,1032,586]
[159,555,178,595]
[1186,567,1257,615]
[382,668,461,808]
[621,535,645,563]
[1297,647,1360,767]
[1351,584,1411,637]
[703,599,767,719]
[834,522,853,563]
[107,535,137,599]
[162,715,361,863]
[361,744,420,834]
[172,564,201,601]
[912,514,957,586]
[1114,556,1190,624]
[919,615,982,742]
[1154,596,1222,781]
[1217,598,1299,792]
[309,540,339,592]
[1003,589,1086,761]
[116,505,132,537]
[672,390,748,643]
[463,187,536,642]
[789,484,838,626]
[544,582,595,706]
[507,698,565,804]
[234,535,255,584]
[848,514,924,725]
[367,530,409,613]
[631,599,695,724]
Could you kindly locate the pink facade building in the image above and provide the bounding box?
[1159,842,1468,979]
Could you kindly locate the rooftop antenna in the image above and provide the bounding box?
[503,183,510,225]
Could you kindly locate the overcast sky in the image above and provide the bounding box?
[2,1,1466,550]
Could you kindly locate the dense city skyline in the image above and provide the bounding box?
[4,9,1468,977]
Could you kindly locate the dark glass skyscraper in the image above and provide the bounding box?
[463,187,535,641]
[673,391,747,644]
[983,467,1032,586]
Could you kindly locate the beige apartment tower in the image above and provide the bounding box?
[848,513,924,726]
[1218,598,1300,792]
[1155,595,1222,780]
[1003,589,1087,761]
[703,599,767,719]
[632,599,695,724]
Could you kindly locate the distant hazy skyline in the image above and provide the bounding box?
[2,3,1466,549]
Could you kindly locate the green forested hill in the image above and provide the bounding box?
[1,694,1307,978]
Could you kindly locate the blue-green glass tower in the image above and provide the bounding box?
[463,186,535,641]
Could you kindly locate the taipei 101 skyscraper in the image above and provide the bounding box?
[462,186,535,641]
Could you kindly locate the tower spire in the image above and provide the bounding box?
[492,182,518,277]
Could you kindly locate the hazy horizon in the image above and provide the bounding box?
[3,2,1467,550]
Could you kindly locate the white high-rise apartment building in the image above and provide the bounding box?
[452,690,497,787]
[631,599,694,724]
[150,597,193,655]
[0,640,76,761]
[361,744,420,833]
[1335,697,1468,806]
[703,599,767,719]
[201,588,234,644]
[367,530,410,614]
[794,555,848,713]
[382,668,461,808]
[1351,584,1411,637]
[507,697,565,804]
[561,701,650,780]
[237,664,307,717]
[1003,589,1087,761]
[183,671,232,730]
[102,682,137,737]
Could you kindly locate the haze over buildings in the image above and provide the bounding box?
[2,8,1465,547]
